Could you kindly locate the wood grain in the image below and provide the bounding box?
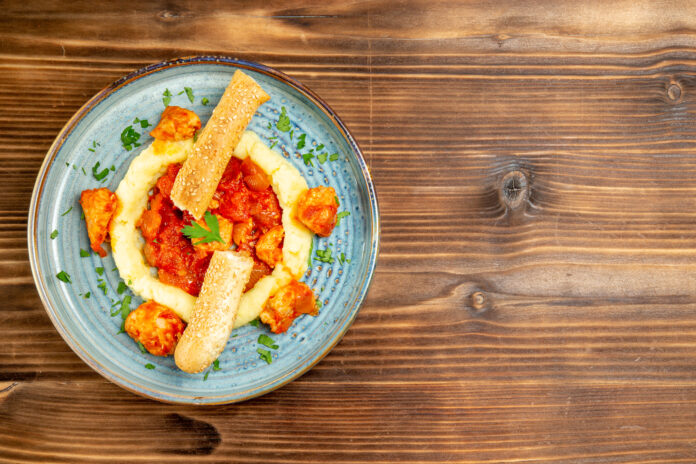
[3,1,696,462]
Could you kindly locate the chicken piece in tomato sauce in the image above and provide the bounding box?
[125,301,185,356]
[295,186,338,237]
[80,188,119,257]
[260,280,317,334]
[149,106,201,141]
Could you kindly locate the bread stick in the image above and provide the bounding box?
[174,251,253,373]
[170,70,270,219]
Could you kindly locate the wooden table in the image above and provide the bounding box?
[3,1,696,462]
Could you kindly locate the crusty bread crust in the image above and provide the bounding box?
[170,70,270,219]
[174,251,253,373]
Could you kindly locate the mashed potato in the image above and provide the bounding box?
[110,131,312,326]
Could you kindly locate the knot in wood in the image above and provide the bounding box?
[499,170,528,210]
[667,83,682,101]
[470,291,490,314]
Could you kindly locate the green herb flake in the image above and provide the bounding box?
[329,153,339,161]
[270,141,277,149]
[120,126,141,151]
[119,295,132,320]
[308,240,313,267]
[296,133,306,149]
[258,334,279,350]
[79,249,90,257]
[316,144,325,151]
[162,88,172,106]
[316,299,323,309]
[81,211,85,220]
[56,271,71,283]
[249,319,260,328]
[201,97,209,105]
[193,130,199,143]
[138,341,147,354]
[110,165,115,171]
[314,246,335,264]
[95,267,104,276]
[98,282,108,295]
[83,292,91,299]
[88,148,95,153]
[257,348,273,364]
[139,119,151,129]
[117,281,128,295]
[81,167,87,175]
[212,359,221,371]
[184,87,194,103]
[50,229,59,240]
[302,153,315,166]
[267,121,272,129]
[92,160,110,181]
[335,196,340,206]
[181,211,225,245]
[61,206,72,216]
[276,106,291,132]
[317,153,327,164]
[290,129,294,140]
[145,363,155,370]
[203,370,210,381]
[338,253,345,265]
[336,211,351,226]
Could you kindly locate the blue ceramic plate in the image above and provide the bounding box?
[28,57,379,404]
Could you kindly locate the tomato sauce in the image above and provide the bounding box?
[138,158,283,296]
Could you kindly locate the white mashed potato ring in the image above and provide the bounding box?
[110,131,312,325]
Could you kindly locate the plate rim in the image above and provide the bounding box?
[27,56,380,404]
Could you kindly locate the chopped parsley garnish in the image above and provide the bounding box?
[249,319,260,328]
[302,153,315,166]
[81,211,85,220]
[258,334,279,349]
[296,133,306,149]
[316,144,324,151]
[276,106,291,132]
[193,130,199,143]
[316,299,323,309]
[88,148,95,153]
[270,141,277,149]
[162,88,172,106]
[201,97,209,105]
[95,267,104,276]
[120,126,141,151]
[50,229,58,240]
[184,87,194,103]
[329,153,339,161]
[56,271,71,283]
[289,129,294,140]
[61,206,72,216]
[119,295,132,319]
[267,121,272,129]
[92,161,109,181]
[81,167,87,176]
[335,196,340,206]
[336,211,350,226]
[117,281,127,295]
[110,165,115,171]
[203,359,221,381]
[83,292,91,299]
[308,240,313,267]
[257,348,273,364]
[318,153,329,164]
[138,341,147,354]
[338,252,345,265]
[79,249,90,257]
[145,363,155,370]
[133,117,151,129]
[181,211,224,245]
[314,247,335,264]
[98,282,108,295]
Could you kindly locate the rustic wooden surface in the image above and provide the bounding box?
[3,1,696,462]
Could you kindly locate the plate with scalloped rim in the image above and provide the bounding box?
[28,56,379,404]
